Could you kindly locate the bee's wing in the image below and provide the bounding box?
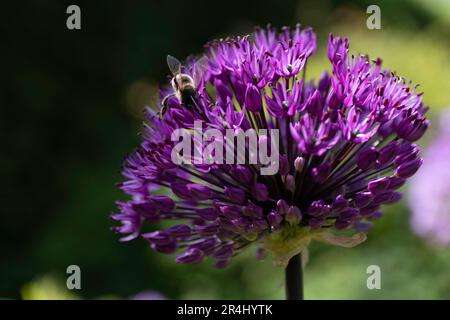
[167,55,181,75]
[193,56,209,86]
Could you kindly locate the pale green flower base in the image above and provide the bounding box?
[264,225,367,267]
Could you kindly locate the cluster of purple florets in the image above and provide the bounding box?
[113,25,428,267]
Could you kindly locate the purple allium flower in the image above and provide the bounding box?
[112,24,429,267]
[409,112,450,246]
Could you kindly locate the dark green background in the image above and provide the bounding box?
[2,0,449,299]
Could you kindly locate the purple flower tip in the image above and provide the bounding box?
[286,206,302,225]
[176,248,204,264]
[268,210,283,228]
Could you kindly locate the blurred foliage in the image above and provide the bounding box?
[21,274,80,300]
[2,0,450,300]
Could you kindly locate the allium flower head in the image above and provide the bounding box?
[113,25,429,267]
[409,112,450,246]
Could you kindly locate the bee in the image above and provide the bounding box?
[159,55,208,119]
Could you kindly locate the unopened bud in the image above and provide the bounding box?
[286,206,302,225]
[276,199,289,216]
[284,174,295,193]
[294,157,305,173]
